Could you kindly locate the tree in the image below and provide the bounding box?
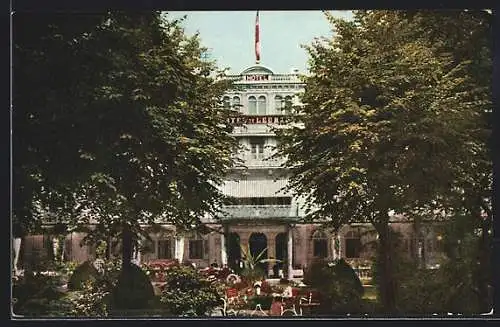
[13,12,240,270]
[275,10,491,312]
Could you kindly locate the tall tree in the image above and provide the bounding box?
[275,10,492,312]
[13,12,240,269]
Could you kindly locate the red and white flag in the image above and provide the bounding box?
[255,11,260,63]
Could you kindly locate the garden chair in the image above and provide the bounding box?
[298,291,321,316]
[224,287,247,315]
[250,303,268,317]
[280,288,300,316]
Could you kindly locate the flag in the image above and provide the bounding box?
[255,11,260,63]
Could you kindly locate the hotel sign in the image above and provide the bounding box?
[245,74,269,81]
[229,115,287,125]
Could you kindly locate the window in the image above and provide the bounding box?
[189,234,207,259]
[274,95,284,111]
[248,96,257,114]
[223,96,230,109]
[345,231,361,258]
[250,138,265,159]
[232,96,240,109]
[157,239,173,259]
[258,96,267,114]
[312,230,328,258]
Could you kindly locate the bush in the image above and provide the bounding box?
[110,264,155,310]
[160,265,221,316]
[69,259,121,317]
[240,266,265,283]
[303,259,364,314]
[248,295,273,310]
[13,272,72,317]
[67,261,99,291]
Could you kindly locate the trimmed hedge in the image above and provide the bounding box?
[111,264,155,310]
[68,261,99,291]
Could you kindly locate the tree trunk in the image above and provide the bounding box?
[122,223,133,270]
[374,215,397,313]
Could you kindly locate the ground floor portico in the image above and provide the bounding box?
[14,220,445,277]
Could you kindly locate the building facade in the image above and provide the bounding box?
[16,64,445,277]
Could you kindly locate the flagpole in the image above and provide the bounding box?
[255,10,260,64]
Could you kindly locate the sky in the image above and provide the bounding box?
[166,11,353,75]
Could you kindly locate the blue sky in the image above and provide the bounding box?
[166,11,353,75]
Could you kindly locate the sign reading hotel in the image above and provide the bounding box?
[245,74,269,81]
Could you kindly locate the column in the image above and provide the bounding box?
[331,234,336,261]
[13,238,21,275]
[220,233,228,266]
[287,227,293,279]
[175,236,185,263]
[267,232,276,278]
[337,233,342,259]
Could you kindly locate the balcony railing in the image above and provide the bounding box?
[219,205,299,220]
[235,154,285,168]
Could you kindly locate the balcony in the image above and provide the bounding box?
[219,205,300,220]
[235,154,285,168]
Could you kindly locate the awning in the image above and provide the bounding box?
[220,179,290,197]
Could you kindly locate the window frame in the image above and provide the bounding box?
[312,230,328,258]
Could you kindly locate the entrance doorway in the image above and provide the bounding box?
[249,233,268,273]
[275,233,287,278]
[227,232,241,272]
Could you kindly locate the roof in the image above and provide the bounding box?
[241,65,274,75]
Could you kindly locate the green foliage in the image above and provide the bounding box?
[248,295,274,310]
[274,10,492,311]
[70,280,112,317]
[12,272,72,317]
[160,265,221,316]
[69,258,122,317]
[240,267,265,283]
[14,12,240,267]
[110,264,155,310]
[67,261,99,291]
[303,259,364,313]
[395,214,492,314]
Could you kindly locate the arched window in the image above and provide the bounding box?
[345,231,361,258]
[232,96,240,109]
[274,95,284,111]
[258,96,267,114]
[248,96,257,114]
[223,96,230,109]
[312,230,328,258]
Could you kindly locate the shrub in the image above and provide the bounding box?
[160,265,221,316]
[303,259,364,314]
[13,271,72,317]
[110,264,155,310]
[67,261,99,291]
[248,295,273,310]
[70,280,112,317]
[69,259,121,317]
[240,266,265,283]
